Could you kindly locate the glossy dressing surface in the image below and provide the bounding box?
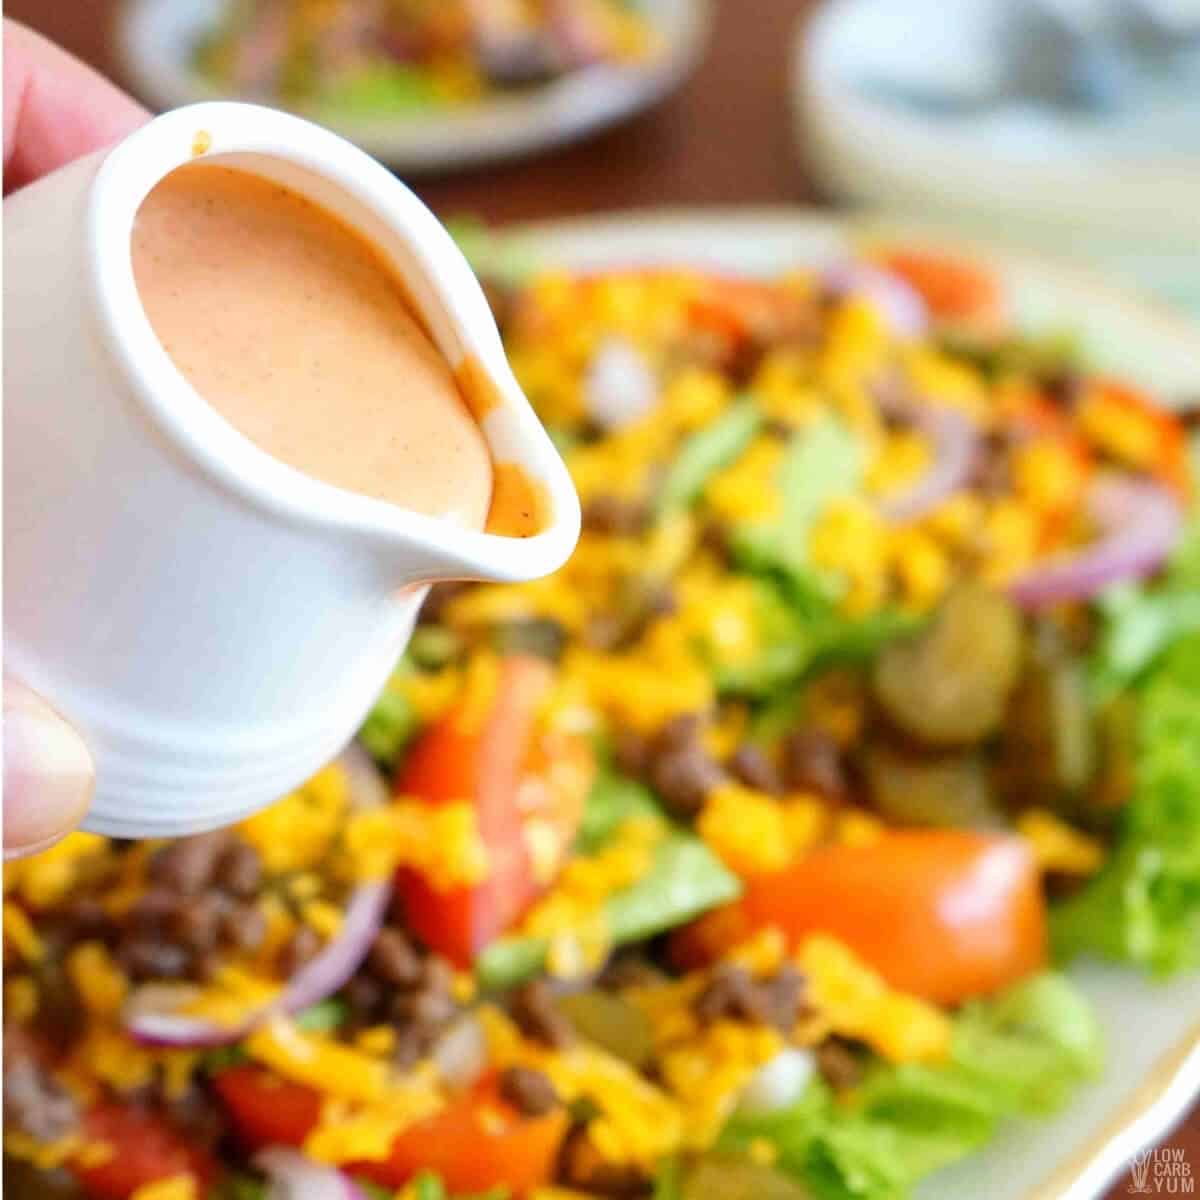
[132,162,494,528]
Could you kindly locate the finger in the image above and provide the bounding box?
[4,679,95,859]
[3,18,148,195]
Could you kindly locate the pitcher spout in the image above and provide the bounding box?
[364,333,582,590]
[348,203,580,589]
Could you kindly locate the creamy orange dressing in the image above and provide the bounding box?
[486,463,546,538]
[132,163,495,528]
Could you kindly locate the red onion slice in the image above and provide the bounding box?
[821,263,928,339]
[879,405,979,524]
[256,1147,368,1200]
[124,746,389,1048]
[1008,476,1184,609]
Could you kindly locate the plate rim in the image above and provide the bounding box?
[499,206,1200,353]
[115,0,713,171]
[499,205,1200,1200]
[1039,1021,1200,1200]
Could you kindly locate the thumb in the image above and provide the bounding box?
[4,679,94,858]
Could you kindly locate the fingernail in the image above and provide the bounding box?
[4,684,94,856]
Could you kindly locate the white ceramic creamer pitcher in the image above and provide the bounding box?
[3,102,580,839]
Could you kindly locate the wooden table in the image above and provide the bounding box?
[7,2,1196,1194]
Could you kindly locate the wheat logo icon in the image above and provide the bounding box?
[1130,1148,1156,1193]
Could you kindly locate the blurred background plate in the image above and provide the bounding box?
[793,0,1200,315]
[502,206,1200,1200]
[117,0,712,172]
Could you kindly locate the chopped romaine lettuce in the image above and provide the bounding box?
[947,973,1102,1113]
[656,403,763,517]
[408,625,463,670]
[355,1183,395,1200]
[360,685,419,767]
[717,972,1100,1200]
[476,826,739,991]
[604,833,741,945]
[412,1174,447,1200]
[1055,632,1200,974]
[1090,520,1200,700]
[315,64,441,116]
[730,417,863,587]
[713,579,916,698]
[358,1173,507,1200]
[293,998,349,1034]
[213,1174,268,1200]
[807,608,921,674]
[576,769,662,854]
[712,579,816,696]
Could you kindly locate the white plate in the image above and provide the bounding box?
[501,209,1200,1200]
[116,0,711,172]
[791,0,1200,315]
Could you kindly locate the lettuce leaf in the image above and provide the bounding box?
[1089,520,1200,701]
[576,769,662,854]
[411,1174,448,1200]
[706,416,914,695]
[315,64,441,116]
[212,1175,268,1200]
[730,417,863,591]
[717,973,1100,1200]
[712,577,917,699]
[656,402,763,517]
[1054,632,1200,974]
[712,578,820,697]
[357,1175,508,1200]
[945,972,1102,1113]
[359,685,418,768]
[476,819,739,991]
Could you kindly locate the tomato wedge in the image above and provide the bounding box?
[213,1064,322,1150]
[875,247,1005,328]
[397,655,592,966]
[214,1067,566,1196]
[674,831,1046,1005]
[351,1074,568,1194]
[689,279,782,340]
[71,1103,218,1200]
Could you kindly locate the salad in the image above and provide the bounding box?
[6,242,1200,1200]
[194,0,662,117]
